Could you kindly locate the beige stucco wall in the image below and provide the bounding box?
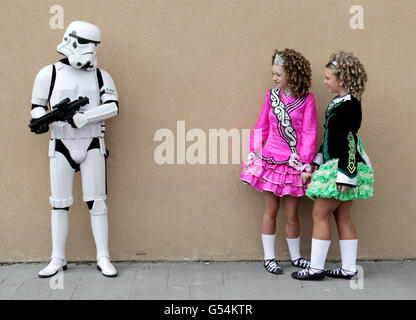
[0,0,415,262]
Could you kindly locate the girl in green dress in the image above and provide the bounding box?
[292,51,374,281]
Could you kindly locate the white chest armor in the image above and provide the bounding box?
[50,62,103,139]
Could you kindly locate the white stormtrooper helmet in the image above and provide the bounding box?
[57,21,101,71]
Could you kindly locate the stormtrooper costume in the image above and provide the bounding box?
[31,21,119,278]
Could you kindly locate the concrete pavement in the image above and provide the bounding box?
[1,260,416,300]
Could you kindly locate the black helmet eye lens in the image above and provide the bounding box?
[77,38,91,45]
[69,33,99,45]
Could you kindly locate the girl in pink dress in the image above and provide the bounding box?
[240,49,317,274]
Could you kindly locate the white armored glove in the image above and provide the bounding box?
[69,102,119,128]
[70,112,88,128]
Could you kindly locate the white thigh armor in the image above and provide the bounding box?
[49,137,107,208]
[80,144,107,203]
[49,141,76,208]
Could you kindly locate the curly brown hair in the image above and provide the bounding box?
[271,48,312,98]
[325,51,368,100]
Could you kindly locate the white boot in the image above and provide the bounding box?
[97,256,117,277]
[38,209,68,278]
[90,212,117,277]
[38,257,67,278]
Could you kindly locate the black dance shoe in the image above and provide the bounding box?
[291,257,311,269]
[291,268,325,280]
[325,268,357,280]
[264,258,284,274]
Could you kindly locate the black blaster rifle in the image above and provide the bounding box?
[29,96,89,133]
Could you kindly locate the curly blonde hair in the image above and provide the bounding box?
[325,51,368,100]
[271,48,311,98]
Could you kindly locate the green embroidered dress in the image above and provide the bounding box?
[306,94,374,201]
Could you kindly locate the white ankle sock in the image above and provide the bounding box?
[339,239,358,274]
[286,237,301,261]
[261,234,276,260]
[310,238,331,273]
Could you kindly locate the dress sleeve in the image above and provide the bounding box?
[312,143,324,166]
[298,93,317,172]
[335,100,362,187]
[248,90,271,153]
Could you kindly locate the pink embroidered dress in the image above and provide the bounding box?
[240,88,317,197]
